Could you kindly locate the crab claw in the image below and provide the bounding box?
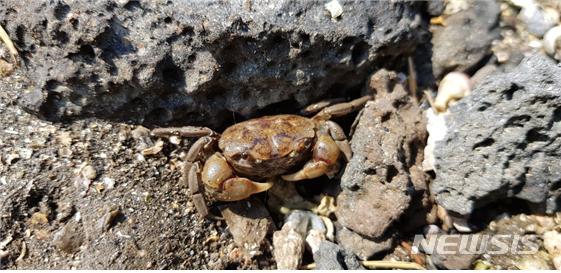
[281,133,341,181]
[214,178,273,202]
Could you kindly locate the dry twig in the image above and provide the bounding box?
[0,24,18,65]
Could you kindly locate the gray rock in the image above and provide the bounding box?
[1,0,421,126]
[518,5,559,37]
[336,226,394,261]
[431,0,500,79]
[431,54,561,216]
[430,252,477,269]
[96,207,124,234]
[220,198,274,256]
[313,241,364,270]
[336,70,428,239]
[397,164,432,234]
[427,0,445,16]
[341,250,364,270]
[53,220,85,254]
[428,235,477,269]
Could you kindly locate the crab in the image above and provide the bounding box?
[152,95,371,217]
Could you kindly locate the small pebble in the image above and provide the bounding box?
[0,249,9,260]
[0,59,14,77]
[519,5,559,37]
[58,147,73,158]
[515,251,552,269]
[56,132,73,146]
[131,126,150,140]
[169,136,181,145]
[423,224,440,236]
[543,25,561,60]
[30,212,49,225]
[273,225,305,269]
[544,230,561,269]
[142,140,164,156]
[473,260,492,270]
[422,108,447,171]
[443,0,470,15]
[18,148,33,159]
[434,72,471,113]
[53,221,85,254]
[324,0,343,19]
[305,229,325,254]
[81,165,97,180]
[103,177,115,190]
[98,207,123,233]
[5,153,20,165]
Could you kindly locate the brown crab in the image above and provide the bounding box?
[152,96,371,217]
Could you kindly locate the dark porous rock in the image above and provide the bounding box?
[1,0,421,126]
[220,198,274,257]
[336,69,428,239]
[336,226,394,261]
[431,54,561,216]
[313,240,364,270]
[431,0,500,79]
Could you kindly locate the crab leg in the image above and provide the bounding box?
[312,95,371,120]
[282,161,330,181]
[325,120,352,161]
[185,136,215,162]
[177,134,217,218]
[187,162,209,217]
[201,153,273,201]
[301,97,346,115]
[152,126,218,138]
[214,178,273,201]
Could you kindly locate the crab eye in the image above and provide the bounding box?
[234,152,250,161]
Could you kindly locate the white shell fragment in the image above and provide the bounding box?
[272,210,329,269]
[273,225,305,270]
[81,164,97,180]
[450,214,473,233]
[305,213,326,254]
[422,108,447,171]
[544,230,561,270]
[141,139,164,156]
[544,25,561,60]
[324,0,343,19]
[102,177,115,190]
[422,72,469,172]
[169,135,181,145]
[306,229,326,255]
[443,0,470,15]
[434,72,471,113]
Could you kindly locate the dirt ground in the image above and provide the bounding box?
[0,71,277,269]
[3,68,556,270]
